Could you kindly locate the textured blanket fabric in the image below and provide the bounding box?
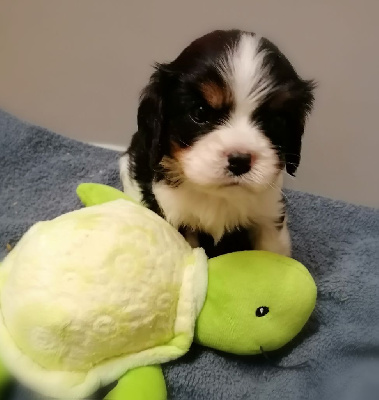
[1,109,379,400]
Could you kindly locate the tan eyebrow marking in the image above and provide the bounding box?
[200,81,232,109]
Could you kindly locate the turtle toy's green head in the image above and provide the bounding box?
[195,251,317,355]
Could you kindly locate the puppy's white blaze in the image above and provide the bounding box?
[219,33,273,111]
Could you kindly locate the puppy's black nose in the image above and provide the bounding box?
[227,153,252,176]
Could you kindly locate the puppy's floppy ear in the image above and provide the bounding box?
[285,79,316,176]
[137,64,167,167]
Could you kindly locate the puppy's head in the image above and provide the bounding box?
[138,30,315,190]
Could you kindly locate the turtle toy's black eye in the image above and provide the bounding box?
[256,306,269,317]
[190,105,210,124]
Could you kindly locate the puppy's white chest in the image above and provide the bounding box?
[153,182,282,241]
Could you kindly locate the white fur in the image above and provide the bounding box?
[219,33,273,109]
[179,117,279,190]
[120,159,290,254]
[152,173,285,243]
[253,218,291,256]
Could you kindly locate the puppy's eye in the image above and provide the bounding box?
[190,105,210,124]
[255,306,269,317]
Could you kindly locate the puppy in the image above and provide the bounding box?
[120,29,315,258]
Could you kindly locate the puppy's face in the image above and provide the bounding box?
[138,30,315,191]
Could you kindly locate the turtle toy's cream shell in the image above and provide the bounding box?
[0,200,208,398]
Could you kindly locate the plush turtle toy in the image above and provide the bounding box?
[0,184,317,399]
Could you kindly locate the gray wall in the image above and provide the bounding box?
[1,0,378,207]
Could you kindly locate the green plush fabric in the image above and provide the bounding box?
[105,365,167,400]
[77,183,137,206]
[195,251,317,355]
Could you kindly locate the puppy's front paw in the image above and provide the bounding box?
[253,223,292,257]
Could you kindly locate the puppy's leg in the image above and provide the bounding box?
[252,217,292,257]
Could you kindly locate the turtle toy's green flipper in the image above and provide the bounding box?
[76,183,137,206]
[105,366,167,400]
[0,263,11,399]
[0,357,11,397]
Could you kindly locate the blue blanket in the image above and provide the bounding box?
[1,109,378,400]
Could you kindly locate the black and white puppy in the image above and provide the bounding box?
[120,29,315,258]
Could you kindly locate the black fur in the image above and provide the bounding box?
[255,38,315,176]
[179,226,253,258]
[197,228,252,258]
